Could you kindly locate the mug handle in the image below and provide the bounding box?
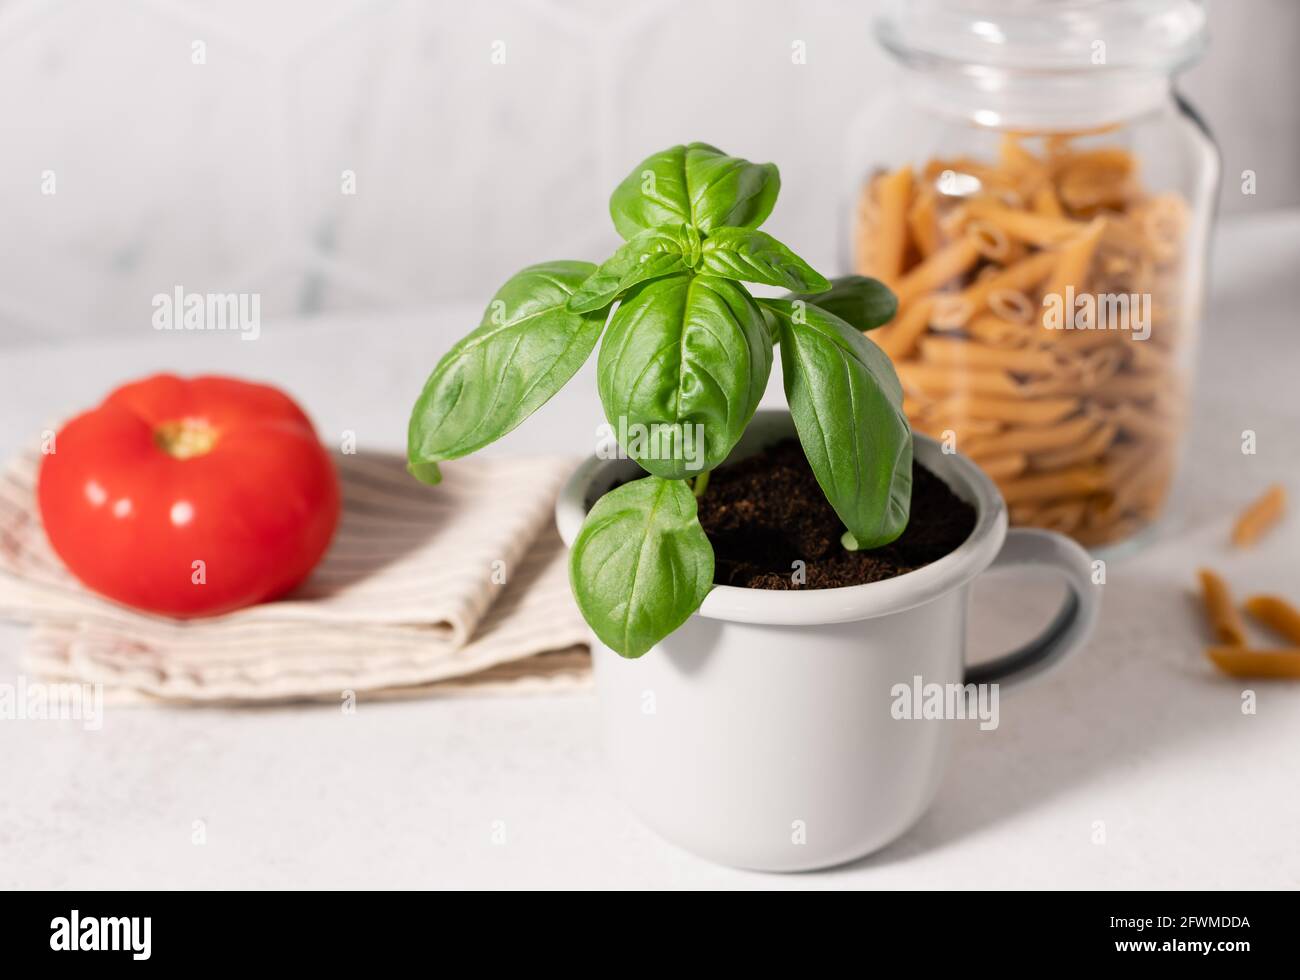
[964,527,1100,689]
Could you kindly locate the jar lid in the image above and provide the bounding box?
[877,0,1208,75]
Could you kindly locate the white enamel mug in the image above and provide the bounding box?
[555,410,1100,871]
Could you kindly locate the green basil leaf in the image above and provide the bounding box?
[569,476,714,658]
[698,227,830,292]
[566,224,698,314]
[408,260,605,484]
[609,143,780,240]
[598,274,772,479]
[764,299,912,548]
[785,275,898,333]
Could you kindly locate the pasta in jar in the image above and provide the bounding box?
[854,0,1218,552]
[855,133,1201,548]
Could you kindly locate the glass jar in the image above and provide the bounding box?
[847,0,1219,552]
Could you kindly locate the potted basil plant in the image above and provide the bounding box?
[409,143,1098,871]
[408,142,911,657]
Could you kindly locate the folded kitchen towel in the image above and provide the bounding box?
[0,447,592,703]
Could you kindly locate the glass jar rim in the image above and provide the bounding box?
[875,0,1207,76]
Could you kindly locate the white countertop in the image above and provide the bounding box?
[2,211,1298,889]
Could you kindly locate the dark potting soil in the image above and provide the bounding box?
[696,438,977,590]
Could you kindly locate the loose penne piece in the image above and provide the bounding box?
[1197,568,1247,646]
[1206,647,1300,680]
[1231,484,1286,548]
[1243,595,1300,646]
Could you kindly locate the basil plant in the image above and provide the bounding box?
[409,143,912,658]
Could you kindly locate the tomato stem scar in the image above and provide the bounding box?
[154,418,218,459]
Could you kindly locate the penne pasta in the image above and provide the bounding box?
[1105,445,1173,518]
[930,294,975,330]
[1243,595,1300,646]
[977,452,1029,481]
[1046,327,1125,353]
[1093,370,1167,403]
[1031,182,1065,218]
[1055,150,1139,213]
[1231,484,1286,548]
[1197,568,1247,647]
[907,188,941,258]
[987,288,1036,324]
[964,413,1100,458]
[1074,514,1143,547]
[1105,401,1176,443]
[1040,218,1107,313]
[961,200,1086,247]
[935,393,1080,426]
[868,165,914,284]
[896,362,1021,398]
[919,337,1060,375]
[1035,498,1087,534]
[957,249,1058,322]
[999,464,1109,505]
[999,133,1043,175]
[966,314,1035,347]
[918,417,1003,443]
[854,136,1194,549]
[876,298,936,360]
[1206,647,1300,680]
[893,237,981,306]
[1031,421,1119,470]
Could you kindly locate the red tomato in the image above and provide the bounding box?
[38,374,340,618]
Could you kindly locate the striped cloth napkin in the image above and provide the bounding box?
[0,448,592,703]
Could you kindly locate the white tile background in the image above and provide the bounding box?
[0,0,1296,348]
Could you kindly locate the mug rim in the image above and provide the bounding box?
[554,409,1009,626]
